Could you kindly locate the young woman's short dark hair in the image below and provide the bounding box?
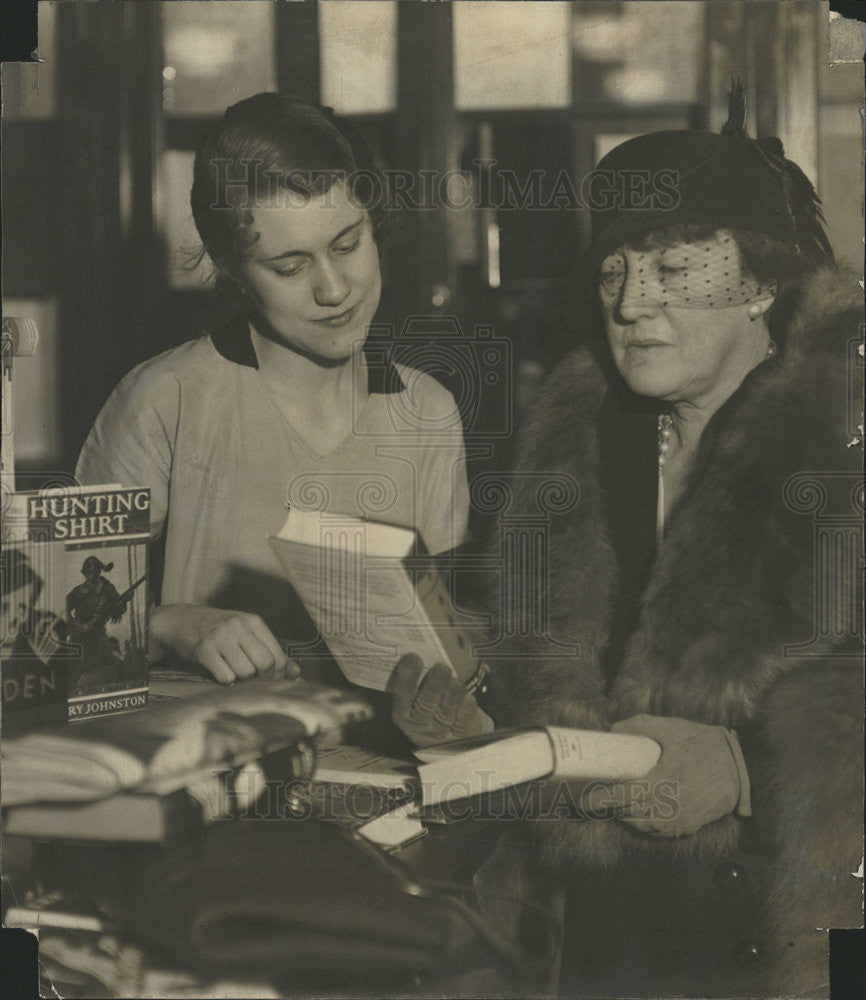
[190,93,388,297]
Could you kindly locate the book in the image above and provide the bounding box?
[3,785,213,844]
[312,744,417,792]
[268,508,484,693]
[1,678,372,806]
[414,726,662,807]
[146,668,223,702]
[1,484,151,732]
[2,742,317,843]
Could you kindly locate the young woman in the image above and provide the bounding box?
[77,94,469,686]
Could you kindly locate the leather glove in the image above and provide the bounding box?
[580,714,751,837]
[387,654,489,747]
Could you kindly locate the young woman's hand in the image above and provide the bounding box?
[150,604,300,685]
[388,654,488,746]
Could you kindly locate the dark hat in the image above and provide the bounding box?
[588,83,833,266]
[81,556,113,575]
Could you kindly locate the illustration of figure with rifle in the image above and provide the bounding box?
[65,557,146,693]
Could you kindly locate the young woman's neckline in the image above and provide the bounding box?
[208,313,408,459]
[250,324,371,460]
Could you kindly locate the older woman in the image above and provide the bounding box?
[77,94,469,686]
[459,99,862,997]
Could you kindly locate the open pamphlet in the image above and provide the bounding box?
[414,726,662,807]
[268,508,482,692]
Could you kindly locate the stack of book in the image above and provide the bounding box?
[1,678,373,843]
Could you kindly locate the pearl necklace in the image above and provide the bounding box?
[656,412,673,547]
[656,339,778,547]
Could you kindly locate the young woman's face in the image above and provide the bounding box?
[237,180,381,363]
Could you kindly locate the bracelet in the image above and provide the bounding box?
[464,660,490,696]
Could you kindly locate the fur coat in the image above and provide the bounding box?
[485,268,863,997]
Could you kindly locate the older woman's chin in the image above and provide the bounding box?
[616,366,678,400]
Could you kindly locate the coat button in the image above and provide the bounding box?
[714,862,743,893]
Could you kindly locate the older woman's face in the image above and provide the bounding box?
[238,179,381,363]
[599,233,772,403]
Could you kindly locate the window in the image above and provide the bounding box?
[160,2,276,289]
[453,2,572,110]
[161,1,276,115]
[572,2,705,104]
[319,1,398,115]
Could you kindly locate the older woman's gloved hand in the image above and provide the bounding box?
[388,654,489,747]
[580,714,751,837]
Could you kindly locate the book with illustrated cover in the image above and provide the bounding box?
[268,508,486,693]
[1,485,151,733]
